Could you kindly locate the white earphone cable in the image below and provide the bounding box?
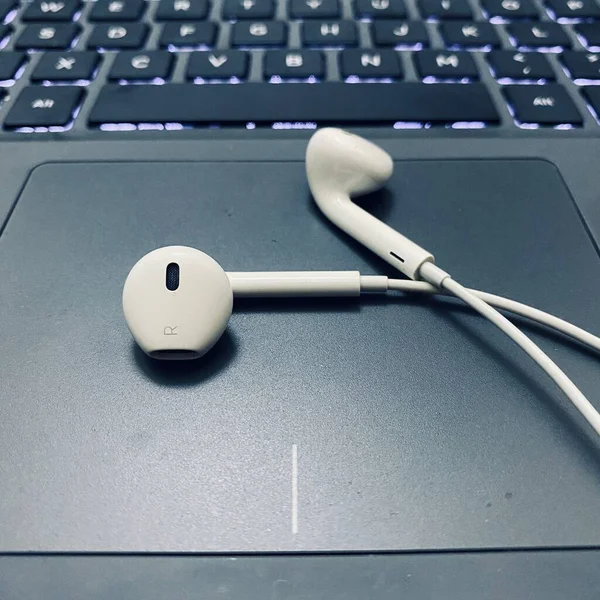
[382,278,600,354]
[415,263,600,436]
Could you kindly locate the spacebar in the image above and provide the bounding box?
[88,83,500,125]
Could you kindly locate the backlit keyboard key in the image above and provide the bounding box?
[31,50,99,81]
[356,0,407,19]
[340,48,403,78]
[440,21,501,47]
[302,20,358,46]
[355,0,407,18]
[87,22,148,48]
[574,23,600,49]
[414,50,479,78]
[158,21,216,47]
[507,22,571,48]
[546,0,600,19]
[290,0,341,18]
[22,0,81,22]
[372,20,429,46]
[155,0,209,20]
[264,50,325,78]
[488,50,554,80]
[0,51,25,80]
[223,0,275,19]
[186,49,248,78]
[4,85,83,128]
[562,51,600,80]
[88,82,501,125]
[16,23,78,49]
[419,0,473,19]
[481,0,539,18]
[504,84,582,124]
[231,20,287,45]
[108,50,174,80]
[582,86,600,118]
[0,0,15,21]
[88,0,146,22]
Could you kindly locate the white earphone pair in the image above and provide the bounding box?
[123,128,600,437]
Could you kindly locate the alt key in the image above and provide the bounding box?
[504,84,582,125]
[4,86,84,128]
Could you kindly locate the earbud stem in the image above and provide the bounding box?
[227,271,362,297]
[315,191,434,280]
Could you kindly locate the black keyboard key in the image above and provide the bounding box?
[414,50,478,78]
[507,22,571,47]
[223,0,275,18]
[31,50,99,80]
[547,0,600,18]
[419,0,472,19]
[88,0,146,21]
[582,86,600,117]
[264,50,324,78]
[0,23,10,42]
[87,23,148,48]
[504,84,582,124]
[372,20,429,46]
[340,49,403,77]
[575,23,600,49]
[187,49,248,78]
[0,0,16,21]
[302,20,357,45]
[0,51,25,80]
[481,0,539,18]
[488,50,554,79]
[159,22,216,47]
[16,23,79,49]
[355,0,406,18]
[231,21,286,45]
[109,50,174,80]
[22,0,81,22]
[89,82,500,125]
[440,21,501,47]
[156,0,209,19]
[562,51,600,80]
[290,0,340,18]
[4,85,83,128]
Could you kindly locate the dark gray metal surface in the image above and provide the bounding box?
[1,551,600,599]
[0,157,599,553]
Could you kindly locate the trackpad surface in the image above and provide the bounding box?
[0,159,599,552]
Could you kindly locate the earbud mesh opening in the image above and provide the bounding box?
[166,263,180,291]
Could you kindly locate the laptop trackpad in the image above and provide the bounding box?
[0,159,599,552]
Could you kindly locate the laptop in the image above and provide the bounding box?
[0,0,599,596]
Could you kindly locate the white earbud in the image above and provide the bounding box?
[306,128,600,437]
[306,127,434,280]
[120,130,600,440]
[123,246,379,359]
[122,246,233,360]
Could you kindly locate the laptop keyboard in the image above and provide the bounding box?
[0,0,600,132]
